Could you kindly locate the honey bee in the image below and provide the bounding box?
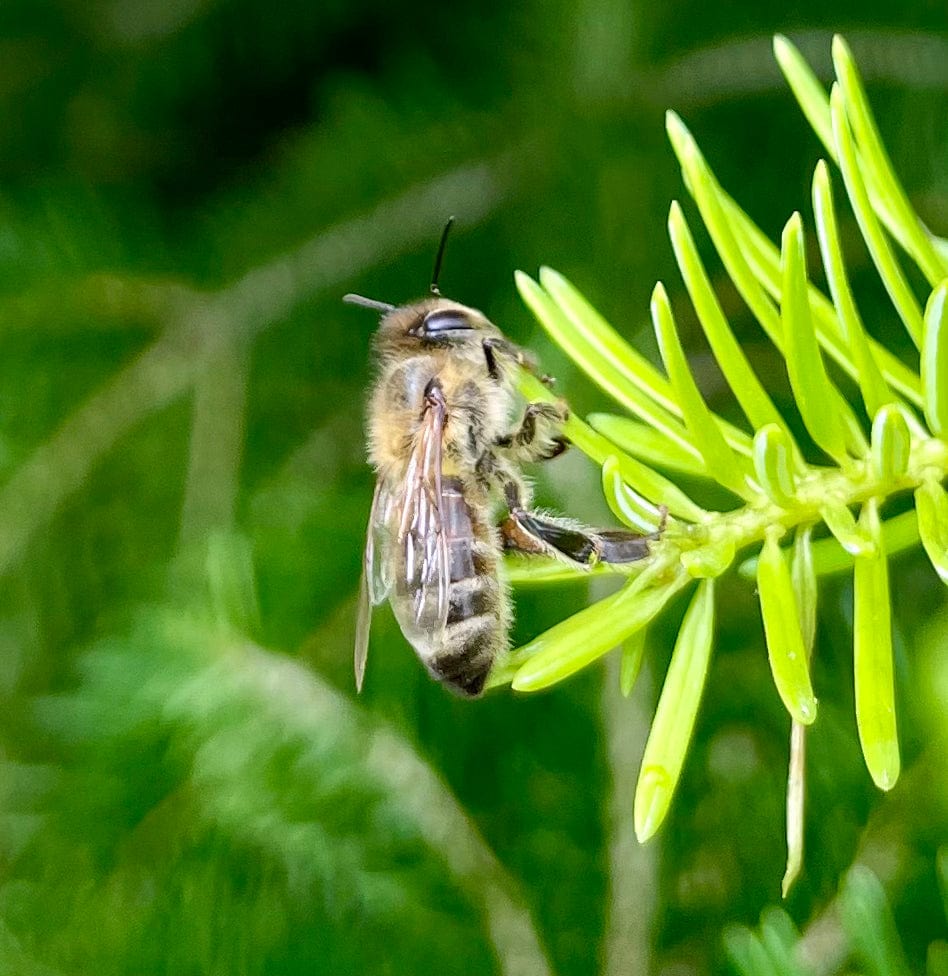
[347,221,658,697]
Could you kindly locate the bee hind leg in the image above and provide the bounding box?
[595,505,667,563]
[499,481,598,565]
[499,483,663,566]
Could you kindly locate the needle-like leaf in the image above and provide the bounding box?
[601,455,666,533]
[870,404,911,483]
[775,33,926,273]
[757,529,817,726]
[773,34,834,155]
[753,424,798,509]
[589,413,709,477]
[538,267,755,456]
[620,628,648,697]
[509,567,689,692]
[831,84,924,349]
[921,281,948,436]
[820,502,874,557]
[782,721,807,900]
[538,266,679,414]
[634,580,715,841]
[667,201,794,446]
[517,370,708,521]
[666,112,785,351]
[831,35,947,286]
[915,478,948,585]
[783,526,816,898]
[791,525,817,654]
[651,282,755,499]
[503,557,615,586]
[516,270,698,458]
[838,866,912,976]
[668,111,881,450]
[720,190,923,407]
[723,927,777,976]
[853,499,900,790]
[780,213,850,465]
[812,159,894,417]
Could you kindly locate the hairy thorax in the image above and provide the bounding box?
[368,348,515,486]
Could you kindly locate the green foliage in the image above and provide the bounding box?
[0,7,945,975]
[727,863,943,976]
[13,603,536,975]
[503,36,948,866]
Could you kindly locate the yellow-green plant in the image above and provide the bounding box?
[489,35,948,890]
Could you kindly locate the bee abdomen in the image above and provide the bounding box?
[431,612,503,697]
[446,574,495,624]
[432,482,506,697]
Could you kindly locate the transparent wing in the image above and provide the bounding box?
[354,571,371,693]
[354,480,395,692]
[396,382,450,640]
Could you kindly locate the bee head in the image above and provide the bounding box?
[344,294,500,352]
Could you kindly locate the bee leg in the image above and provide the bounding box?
[500,483,663,566]
[496,401,570,463]
[501,512,658,565]
[499,481,599,565]
[482,336,526,380]
[501,510,600,564]
[483,337,557,386]
[514,346,557,387]
[594,505,667,562]
[482,338,503,380]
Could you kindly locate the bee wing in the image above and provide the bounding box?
[354,480,396,692]
[397,383,450,640]
[354,571,372,693]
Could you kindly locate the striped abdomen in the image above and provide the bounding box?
[415,477,507,697]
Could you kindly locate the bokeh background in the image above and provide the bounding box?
[0,1,946,974]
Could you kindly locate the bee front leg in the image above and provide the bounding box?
[495,401,569,463]
[483,337,557,386]
[482,338,503,381]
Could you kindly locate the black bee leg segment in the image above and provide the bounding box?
[594,507,667,565]
[521,402,568,444]
[500,481,599,565]
[482,336,527,380]
[482,337,557,386]
[501,510,600,565]
[483,338,501,380]
[595,530,651,564]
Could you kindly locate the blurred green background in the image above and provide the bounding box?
[0,1,946,974]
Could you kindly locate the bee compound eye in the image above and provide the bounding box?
[417,309,474,337]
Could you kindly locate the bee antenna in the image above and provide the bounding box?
[343,294,396,313]
[429,216,455,296]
